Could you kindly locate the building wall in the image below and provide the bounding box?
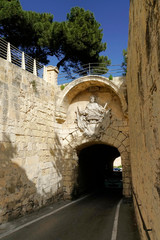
[127,1,160,239]
[0,58,130,224]
[0,58,62,223]
[55,76,130,198]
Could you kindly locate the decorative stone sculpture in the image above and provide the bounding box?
[76,95,111,138]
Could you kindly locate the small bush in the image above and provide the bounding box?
[109,75,113,80]
[60,84,65,90]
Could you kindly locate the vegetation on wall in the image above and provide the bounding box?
[121,49,127,76]
[60,84,68,90]
[109,74,113,80]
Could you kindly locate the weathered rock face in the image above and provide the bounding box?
[0,59,63,223]
[127,0,160,239]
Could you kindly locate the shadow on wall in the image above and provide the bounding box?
[155,160,160,196]
[50,133,64,177]
[50,133,79,199]
[0,134,40,223]
[50,133,64,197]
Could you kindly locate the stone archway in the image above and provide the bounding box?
[54,75,130,198]
[60,125,130,198]
[55,75,128,123]
[77,144,120,194]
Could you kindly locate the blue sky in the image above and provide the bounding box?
[20,0,130,67]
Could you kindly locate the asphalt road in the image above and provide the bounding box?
[0,190,140,240]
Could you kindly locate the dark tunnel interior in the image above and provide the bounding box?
[76,144,122,195]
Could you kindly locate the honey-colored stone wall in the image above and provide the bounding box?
[127,1,160,239]
[55,75,131,198]
[0,58,62,223]
[0,58,130,224]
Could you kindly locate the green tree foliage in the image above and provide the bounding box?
[0,0,22,43]
[121,49,127,76]
[51,7,110,75]
[0,0,53,64]
[0,1,110,74]
[20,11,53,64]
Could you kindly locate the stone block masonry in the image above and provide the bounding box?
[127,0,160,239]
[0,58,62,223]
[0,54,130,225]
[54,75,130,199]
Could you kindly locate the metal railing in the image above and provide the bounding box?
[0,37,125,84]
[57,63,125,84]
[0,37,47,80]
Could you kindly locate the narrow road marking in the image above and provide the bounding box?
[111,199,122,240]
[0,194,90,239]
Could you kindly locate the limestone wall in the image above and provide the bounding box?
[0,58,62,223]
[127,1,160,239]
[55,75,131,198]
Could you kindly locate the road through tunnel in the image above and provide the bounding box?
[76,144,122,195]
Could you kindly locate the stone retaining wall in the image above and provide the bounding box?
[127,1,160,239]
[0,58,62,223]
[0,57,130,225]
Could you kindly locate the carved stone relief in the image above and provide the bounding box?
[76,95,111,138]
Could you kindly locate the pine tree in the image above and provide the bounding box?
[0,2,110,74]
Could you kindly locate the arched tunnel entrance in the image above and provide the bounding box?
[77,144,122,195]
